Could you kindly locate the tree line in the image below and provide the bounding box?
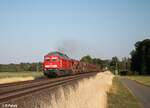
[0,62,42,72]
[130,39,150,75]
[109,39,150,75]
[80,55,109,69]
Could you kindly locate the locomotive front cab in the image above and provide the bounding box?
[44,56,60,69]
[43,52,70,77]
[43,55,61,77]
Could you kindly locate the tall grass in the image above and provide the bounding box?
[0,77,34,84]
[43,71,114,108]
[0,71,43,84]
[0,71,43,78]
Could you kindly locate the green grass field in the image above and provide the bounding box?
[0,71,43,78]
[127,76,150,86]
[107,77,141,108]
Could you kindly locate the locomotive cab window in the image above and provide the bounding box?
[52,59,56,62]
[52,58,59,62]
[46,59,50,61]
[45,57,50,61]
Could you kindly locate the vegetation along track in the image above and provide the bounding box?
[0,72,98,104]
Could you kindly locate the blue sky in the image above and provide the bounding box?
[0,0,150,63]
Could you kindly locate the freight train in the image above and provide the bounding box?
[43,51,101,77]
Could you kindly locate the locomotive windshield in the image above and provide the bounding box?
[47,51,70,59]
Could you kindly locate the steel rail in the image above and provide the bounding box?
[0,72,95,94]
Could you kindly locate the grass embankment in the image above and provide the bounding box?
[47,71,114,108]
[127,76,150,86]
[107,77,141,108]
[0,71,43,84]
[0,71,43,78]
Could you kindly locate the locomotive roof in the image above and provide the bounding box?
[47,51,70,59]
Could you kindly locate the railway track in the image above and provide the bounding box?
[0,72,98,104]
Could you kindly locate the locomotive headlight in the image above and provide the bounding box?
[45,65,50,68]
[51,65,57,67]
[45,65,57,68]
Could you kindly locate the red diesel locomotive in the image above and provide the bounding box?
[43,51,101,77]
